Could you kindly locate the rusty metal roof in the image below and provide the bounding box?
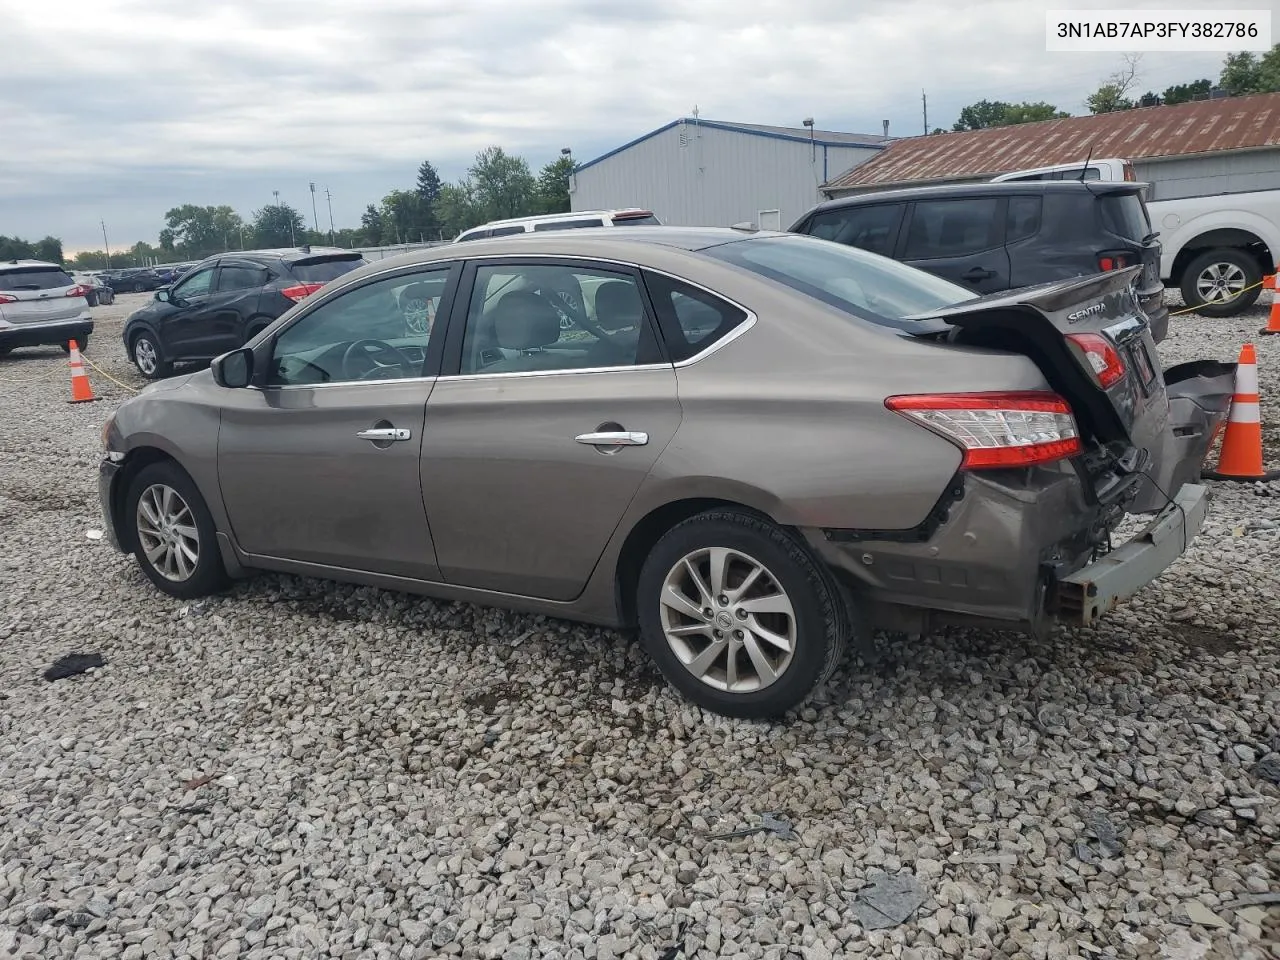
[825,92,1280,190]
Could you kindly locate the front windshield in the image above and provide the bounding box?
[702,234,977,330]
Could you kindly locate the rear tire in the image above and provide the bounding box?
[60,334,90,353]
[125,461,228,599]
[635,509,848,719]
[1180,248,1263,318]
[131,331,172,379]
[132,281,146,293]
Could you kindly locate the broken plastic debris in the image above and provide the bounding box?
[85,528,103,540]
[1179,901,1228,929]
[43,652,105,681]
[850,870,928,931]
[1083,810,1123,857]
[707,811,797,841]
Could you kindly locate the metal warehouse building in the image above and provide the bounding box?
[571,117,890,230]
[820,92,1280,202]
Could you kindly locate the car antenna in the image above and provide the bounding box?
[1077,145,1094,182]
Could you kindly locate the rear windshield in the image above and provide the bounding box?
[289,255,366,283]
[702,234,976,330]
[612,214,660,225]
[1098,192,1152,242]
[0,266,75,291]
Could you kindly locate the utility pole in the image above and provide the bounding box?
[100,220,111,269]
[922,89,928,135]
[309,182,320,236]
[324,186,335,245]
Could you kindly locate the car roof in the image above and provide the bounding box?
[807,179,1148,212]
[461,209,654,232]
[0,259,66,270]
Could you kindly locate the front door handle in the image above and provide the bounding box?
[575,431,648,446]
[962,267,996,281]
[356,427,411,442]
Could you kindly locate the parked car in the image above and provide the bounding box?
[992,158,1280,317]
[454,209,661,242]
[73,272,115,307]
[103,268,165,293]
[0,260,93,355]
[98,228,1231,718]
[789,181,1170,342]
[121,246,367,379]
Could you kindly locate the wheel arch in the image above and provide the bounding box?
[1169,227,1275,283]
[612,495,781,628]
[126,323,160,360]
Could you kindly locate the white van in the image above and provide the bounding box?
[453,209,661,243]
[991,158,1135,183]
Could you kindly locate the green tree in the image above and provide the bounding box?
[415,160,443,238]
[162,204,245,258]
[34,236,64,263]
[535,155,575,214]
[359,204,384,245]
[1162,78,1212,105]
[1087,53,1141,114]
[252,203,306,248]
[1220,45,1280,95]
[468,146,536,222]
[435,182,480,238]
[70,250,110,270]
[952,99,1067,131]
[0,236,36,260]
[378,189,426,244]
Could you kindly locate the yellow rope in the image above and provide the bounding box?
[1168,278,1273,316]
[79,354,140,395]
[0,364,60,384]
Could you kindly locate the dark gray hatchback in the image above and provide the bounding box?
[790,181,1170,342]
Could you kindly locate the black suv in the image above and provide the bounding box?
[122,247,367,378]
[790,181,1169,342]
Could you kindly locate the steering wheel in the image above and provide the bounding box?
[341,339,414,380]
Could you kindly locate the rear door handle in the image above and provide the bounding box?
[356,427,411,442]
[575,431,648,446]
[962,267,996,281]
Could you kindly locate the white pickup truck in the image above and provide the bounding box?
[993,158,1280,317]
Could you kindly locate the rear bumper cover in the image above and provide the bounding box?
[0,315,93,348]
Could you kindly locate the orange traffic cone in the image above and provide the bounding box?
[1261,270,1280,336]
[67,342,98,404]
[1203,343,1279,481]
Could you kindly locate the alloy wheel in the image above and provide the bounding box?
[1195,262,1247,304]
[134,338,158,375]
[136,484,200,582]
[658,546,797,693]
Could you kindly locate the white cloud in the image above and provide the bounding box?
[1,0,1237,247]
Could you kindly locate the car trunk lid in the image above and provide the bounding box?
[904,267,1235,512]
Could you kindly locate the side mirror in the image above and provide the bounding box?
[211,347,253,388]
[155,289,170,302]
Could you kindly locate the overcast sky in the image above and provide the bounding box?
[0,0,1246,252]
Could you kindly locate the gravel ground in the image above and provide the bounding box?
[1,290,1278,960]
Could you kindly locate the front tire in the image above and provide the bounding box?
[636,509,848,719]
[132,281,146,293]
[1180,248,1263,318]
[131,331,172,379]
[125,461,227,599]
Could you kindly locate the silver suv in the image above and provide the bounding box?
[0,260,93,355]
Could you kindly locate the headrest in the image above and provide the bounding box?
[592,280,644,333]
[490,291,562,350]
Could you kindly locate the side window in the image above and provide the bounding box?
[1006,196,1043,243]
[216,265,268,292]
[902,198,1003,260]
[801,204,904,256]
[268,268,450,386]
[459,263,658,375]
[532,218,605,231]
[173,267,215,299]
[643,272,748,362]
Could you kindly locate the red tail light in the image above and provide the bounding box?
[1066,333,1126,388]
[885,392,1082,469]
[0,294,16,304]
[66,284,92,298]
[282,282,325,303]
[1097,253,1132,271]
